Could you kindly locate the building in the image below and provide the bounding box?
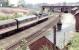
[0,0,8,7]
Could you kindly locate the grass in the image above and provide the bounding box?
[16,39,28,50]
[69,33,79,50]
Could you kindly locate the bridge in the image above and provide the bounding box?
[41,5,79,13]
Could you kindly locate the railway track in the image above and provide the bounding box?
[0,18,48,39]
[0,15,59,50]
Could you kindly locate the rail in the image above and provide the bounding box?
[0,15,59,50]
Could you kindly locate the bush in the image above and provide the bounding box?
[69,33,79,50]
[0,13,22,20]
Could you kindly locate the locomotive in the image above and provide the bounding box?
[0,14,48,39]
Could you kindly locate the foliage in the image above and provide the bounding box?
[69,33,79,50]
[1,0,9,7]
[18,0,26,7]
[39,45,53,50]
[13,13,22,18]
[0,13,22,20]
[16,39,29,50]
[0,48,5,50]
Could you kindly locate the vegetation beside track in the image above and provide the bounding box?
[69,33,79,50]
[0,13,22,20]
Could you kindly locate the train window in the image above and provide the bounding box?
[0,22,17,29]
[30,17,37,21]
[0,24,8,29]
[29,18,34,21]
[24,19,29,22]
[22,17,36,22]
[4,24,8,27]
[19,19,29,24]
[19,17,37,24]
[5,22,16,28]
[0,25,3,29]
[22,19,28,23]
[33,17,37,19]
[11,22,17,26]
[2,25,5,28]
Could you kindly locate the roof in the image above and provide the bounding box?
[72,7,78,11]
[74,10,79,15]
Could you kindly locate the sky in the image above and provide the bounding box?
[9,0,79,5]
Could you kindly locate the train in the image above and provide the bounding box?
[0,13,48,39]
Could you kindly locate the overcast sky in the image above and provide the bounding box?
[9,0,79,5]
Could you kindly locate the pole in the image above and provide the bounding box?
[53,25,56,50]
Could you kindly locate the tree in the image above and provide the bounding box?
[2,0,9,7]
[6,0,9,7]
[18,0,26,7]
